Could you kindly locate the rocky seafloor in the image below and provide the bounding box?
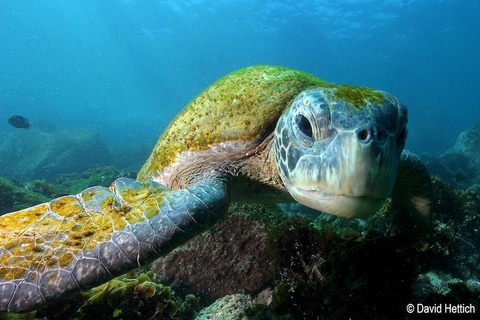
[0,124,479,320]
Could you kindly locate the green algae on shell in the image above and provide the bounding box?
[320,84,385,109]
[137,65,326,181]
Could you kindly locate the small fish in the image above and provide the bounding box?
[8,115,30,129]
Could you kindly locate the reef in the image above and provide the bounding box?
[195,294,254,320]
[454,122,480,164]
[247,177,478,319]
[424,123,480,188]
[55,165,136,195]
[0,177,48,215]
[0,166,132,215]
[1,171,478,319]
[19,271,200,320]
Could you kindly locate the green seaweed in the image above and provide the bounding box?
[264,214,425,319]
[0,177,48,214]
[0,165,133,215]
[24,179,60,199]
[56,165,133,195]
[230,203,288,226]
[32,271,200,320]
[256,175,480,319]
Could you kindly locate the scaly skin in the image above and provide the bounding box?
[0,178,228,312]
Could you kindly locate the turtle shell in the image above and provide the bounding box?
[138,65,326,182]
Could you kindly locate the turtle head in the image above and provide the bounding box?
[274,86,408,218]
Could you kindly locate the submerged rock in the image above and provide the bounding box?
[423,152,477,188]
[454,122,480,161]
[0,128,111,181]
[424,123,480,188]
[412,271,480,308]
[195,294,254,320]
[151,204,281,302]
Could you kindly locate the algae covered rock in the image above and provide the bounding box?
[424,123,480,188]
[423,152,477,188]
[0,177,48,215]
[452,123,480,183]
[454,122,480,161]
[412,271,480,308]
[33,271,200,320]
[151,204,283,302]
[0,166,129,215]
[55,165,135,195]
[195,294,255,320]
[0,127,111,181]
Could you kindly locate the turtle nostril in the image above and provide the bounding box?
[357,125,389,145]
[357,128,371,143]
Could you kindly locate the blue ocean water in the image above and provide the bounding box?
[1,2,480,318]
[1,0,479,167]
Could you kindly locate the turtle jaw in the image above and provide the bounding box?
[283,128,401,218]
[287,186,388,218]
[281,130,399,218]
[282,137,398,218]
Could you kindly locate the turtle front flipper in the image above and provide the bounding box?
[389,151,433,239]
[0,177,228,313]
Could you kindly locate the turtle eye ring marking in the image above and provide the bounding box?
[293,113,314,147]
[297,115,313,138]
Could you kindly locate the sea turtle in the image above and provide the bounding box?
[0,65,431,313]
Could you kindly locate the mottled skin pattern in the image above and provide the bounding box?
[0,65,431,313]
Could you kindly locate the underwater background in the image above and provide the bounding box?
[0,1,479,319]
[1,0,480,168]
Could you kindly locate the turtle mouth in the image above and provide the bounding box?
[289,186,387,218]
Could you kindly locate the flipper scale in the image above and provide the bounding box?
[0,177,228,312]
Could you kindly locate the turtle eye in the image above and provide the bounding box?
[294,114,314,146]
[298,115,313,138]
